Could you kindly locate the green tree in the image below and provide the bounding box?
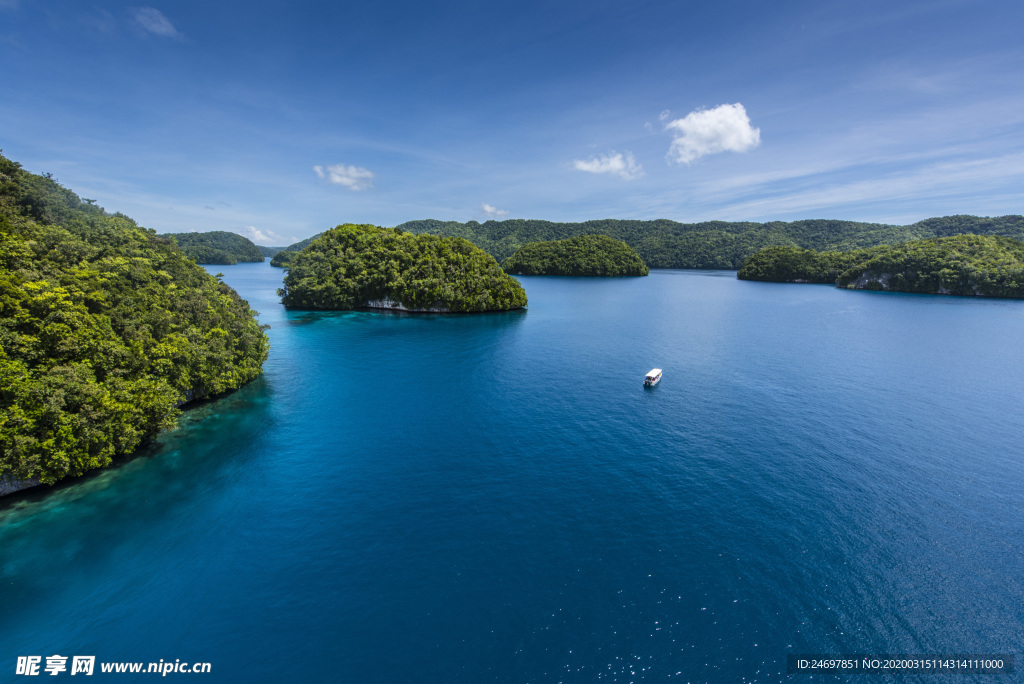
[501,234,649,276]
[161,231,265,264]
[738,234,1024,298]
[393,215,1024,269]
[0,152,270,486]
[279,224,527,312]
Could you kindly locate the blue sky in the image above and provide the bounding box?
[1,0,1022,245]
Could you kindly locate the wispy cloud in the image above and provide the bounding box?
[132,7,181,38]
[683,95,1024,207]
[573,151,643,180]
[481,202,509,218]
[713,153,1024,220]
[314,163,375,191]
[84,8,117,34]
[665,103,761,164]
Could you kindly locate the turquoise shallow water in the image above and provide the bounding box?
[2,263,1023,682]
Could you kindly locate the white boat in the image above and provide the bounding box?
[644,368,662,387]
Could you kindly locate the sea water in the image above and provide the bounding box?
[2,263,1022,682]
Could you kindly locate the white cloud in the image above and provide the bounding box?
[573,151,644,180]
[314,164,375,191]
[659,109,671,122]
[481,203,509,218]
[239,225,287,245]
[664,103,761,164]
[132,7,181,38]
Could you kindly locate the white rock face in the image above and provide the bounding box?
[851,271,893,289]
[847,271,980,295]
[362,298,450,313]
[0,474,40,497]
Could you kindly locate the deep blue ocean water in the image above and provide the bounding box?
[2,263,1023,682]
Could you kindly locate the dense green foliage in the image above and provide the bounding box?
[279,224,527,312]
[501,234,649,276]
[269,250,296,267]
[161,231,265,265]
[396,216,1024,269]
[269,232,325,267]
[258,245,284,258]
[738,235,1024,297]
[736,246,865,283]
[0,153,270,485]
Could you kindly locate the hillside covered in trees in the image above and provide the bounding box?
[279,224,527,312]
[737,234,1024,298]
[395,216,1024,269]
[161,230,265,265]
[0,153,270,489]
[270,250,297,267]
[269,232,325,267]
[501,234,649,276]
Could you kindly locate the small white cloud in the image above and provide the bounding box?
[664,103,761,164]
[132,7,181,38]
[573,151,644,180]
[314,163,375,191]
[659,109,671,122]
[239,226,285,245]
[481,203,509,218]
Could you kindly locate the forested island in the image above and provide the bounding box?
[270,250,296,267]
[161,230,265,265]
[0,153,269,493]
[269,233,323,267]
[738,234,1024,297]
[501,234,649,276]
[393,215,1024,269]
[278,224,527,312]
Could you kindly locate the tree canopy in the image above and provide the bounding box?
[161,231,265,265]
[738,234,1024,297]
[278,224,527,312]
[258,245,285,258]
[395,216,1024,269]
[0,152,269,486]
[501,234,649,276]
[270,250,297,267]
[269,232,325,267]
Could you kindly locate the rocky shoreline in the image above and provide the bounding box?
[362,298,451,313]
[2,387,205,498]
[0,474,41,497]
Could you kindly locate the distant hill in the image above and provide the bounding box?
[394,216,1024,270]
[258,245,285,258]
[502,234,649,276]
[738,234,1024,298]
[268,232,326,267]
[161,231,265,265]
[282,233,325,252]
